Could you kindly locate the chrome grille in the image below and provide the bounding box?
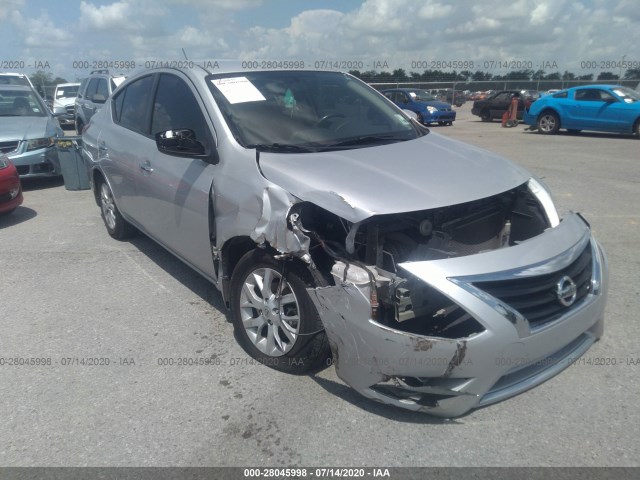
[474,243,593,329]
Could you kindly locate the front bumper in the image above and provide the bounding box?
[308,213,608,417]
[423,110,456,124]
[9,145,61,178]
[0,172,23,213]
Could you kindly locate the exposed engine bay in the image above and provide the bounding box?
[289,182,551,338]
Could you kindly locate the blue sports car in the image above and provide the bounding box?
[382,88,456,126]
[524,84,640,136]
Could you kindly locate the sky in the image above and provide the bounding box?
[0,0,638,82]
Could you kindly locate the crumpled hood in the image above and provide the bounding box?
[0,117,51,141]
[259,132,531,223]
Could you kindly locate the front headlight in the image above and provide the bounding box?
[426,106,438,113]
[0,156,10,170]
[26,137,55,151]
[528,177,560,227]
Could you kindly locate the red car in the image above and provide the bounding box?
[0,156,23,215]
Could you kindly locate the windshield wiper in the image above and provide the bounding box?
[318,134,406,151]
[247,143,314,153]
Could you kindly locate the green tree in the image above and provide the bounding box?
[597,71,619,80]
[624,68,640,79]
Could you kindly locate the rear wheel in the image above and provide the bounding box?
[480,109,491,122]
[98,179,136,240]
[634,119,640,137]
[537,111,560,134]
[230,250,329,374]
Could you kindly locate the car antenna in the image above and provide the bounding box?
[182,48,189,60]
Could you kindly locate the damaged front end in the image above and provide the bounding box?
[289,181,607,417]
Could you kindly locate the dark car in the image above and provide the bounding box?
[471,90,530,122]
[524,85,640,136]
[382,88,456,126]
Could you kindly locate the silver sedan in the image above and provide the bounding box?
[82,66,608,417]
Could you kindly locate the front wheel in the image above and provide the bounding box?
[480,109,491,122]
[537,111,560,134]
[634,120,640,137]
[230,250,329,374]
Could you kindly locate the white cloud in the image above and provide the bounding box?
[169,0,262,10]
[10,11,73,49]
[0,0,24,20]
[79,1,133,30]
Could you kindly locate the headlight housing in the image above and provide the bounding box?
[528,177,560,227]
[0,156,10,170]
[26,137,55,151]
[426,106,438,113]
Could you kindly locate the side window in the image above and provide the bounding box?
[493,93,509,102]
[600,90,616,102]
[553,91,568,98]
[112,88,125,122]
[118,75,154,133]
[96,78,109,100]
[575,89,605,101]
[151,74,212,152]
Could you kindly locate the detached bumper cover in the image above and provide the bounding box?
[308,213,608,417]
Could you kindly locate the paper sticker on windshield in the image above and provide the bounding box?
[211,77,266,104]
[409,92,417,98]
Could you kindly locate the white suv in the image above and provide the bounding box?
[52,82,80,129]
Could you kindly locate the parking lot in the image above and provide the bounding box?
[1,103,639,467]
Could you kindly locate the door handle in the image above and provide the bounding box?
[139,162,154,173]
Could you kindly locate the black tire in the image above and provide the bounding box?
[634,120,640,137]
[438,121,446,126]
[230,250,329,374]
[97,178,136,240]
[480,109,491,122]
[416,112,424,124]
[75,118,84,135]
[537,111,560,134]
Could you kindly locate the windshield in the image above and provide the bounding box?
[612,87,640,103]
[207,71,423,152]
[409,90,436,101]
[0,89,47,117]
[55,85,79,98]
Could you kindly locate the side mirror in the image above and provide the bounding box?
[155,129,218,164]
[402,109,418,121]
[91,94,107,104]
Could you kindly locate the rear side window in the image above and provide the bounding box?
[151,73,212,152]
[115,75,154,134]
